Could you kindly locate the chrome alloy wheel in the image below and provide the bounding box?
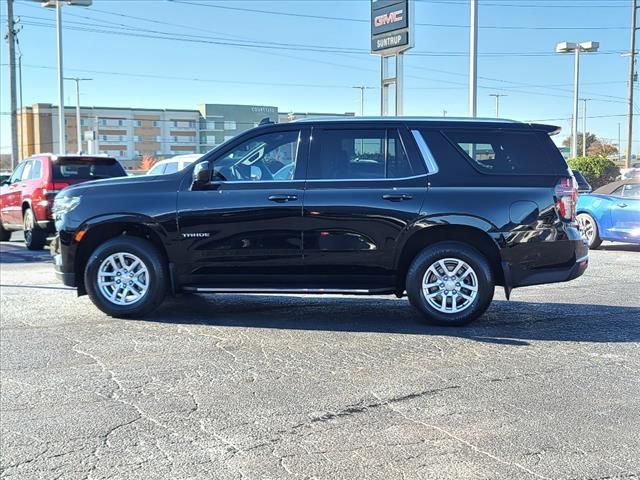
[421,258,479,314]
[97,252,149,306]
[577,214,595,244]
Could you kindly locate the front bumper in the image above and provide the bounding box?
[51,235,77,287]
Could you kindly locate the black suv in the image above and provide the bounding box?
[52,118,588,326]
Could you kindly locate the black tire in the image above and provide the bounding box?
[0,220,11,242]
[577,213,602,249]
[23,208,46,250]
[406,242,494,326]
[84,236,168,318]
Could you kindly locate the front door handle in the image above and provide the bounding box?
[268,194,298,203]
[617,203,628,208]
[383,193,413,202]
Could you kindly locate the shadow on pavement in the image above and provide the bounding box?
[145,294,640,345]
[599,243,640,253]
[0,242,50,264]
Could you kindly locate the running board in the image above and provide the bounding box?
[182,287,394,295]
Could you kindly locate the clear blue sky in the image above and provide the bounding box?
[0,0,636,154]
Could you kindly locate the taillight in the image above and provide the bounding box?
[555,177,577,222]
[42,182,59,200]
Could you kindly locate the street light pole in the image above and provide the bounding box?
[556,41,599,159]
[469,0,478,117]
[65,77,91,153]
[42,0,92,155]
[6,0,19,168]
[55,1,65,154]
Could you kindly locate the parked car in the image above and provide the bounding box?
[146,154,202,176]
[571,169,592,193]
[0,154,126,249]
[576,179,640,248]
[51,117,588,326]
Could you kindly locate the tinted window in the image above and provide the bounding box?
[53,158,126,180]
[309,129,415,180]
[443,130,567,175]
[30,160,42,180]
[163,162,179,174]
[213,130,299,182]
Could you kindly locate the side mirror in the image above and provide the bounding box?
[191,162,211,189]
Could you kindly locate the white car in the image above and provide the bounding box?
[146,154,202,175]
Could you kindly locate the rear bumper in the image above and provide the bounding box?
[499,226,589,290]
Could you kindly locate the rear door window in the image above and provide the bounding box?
[30,160,42,180]
[309,128,420,180]
[443,130,567,175]
[53,158,126,180]
[147,163,166,176]
[21,161,33,181]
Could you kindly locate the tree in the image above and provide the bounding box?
[567,156,620,189]
[587,142,618,158]
[563,132,598,156]
[139,155,157,171]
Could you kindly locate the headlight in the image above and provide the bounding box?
[52,196,81,216]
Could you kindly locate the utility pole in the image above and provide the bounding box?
[469,0,478,117]
[626,0,638,168]
[489,93,507,118]
[442,110,447,117]
[65,77,92,153]
[352,86,373,116]
[581,98,590,157]
[6,0,19,168]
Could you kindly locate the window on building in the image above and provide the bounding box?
[212,130,300,182]
[153,121,161,127]
[224,121,237,131]
[206,121,217,130]
[308,129,415,180]
[133,120,142,127]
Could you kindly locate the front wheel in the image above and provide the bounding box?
[23,208,46,250]
[406,242,495,326]
[577,213,602,249]
[84,236,168,318]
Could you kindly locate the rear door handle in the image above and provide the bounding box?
[382,193,413,201]
[268,194,298,203]
[617,203,628,208]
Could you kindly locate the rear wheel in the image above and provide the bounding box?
[23,208,46,250]
[84,236,167,318]
[577,213,602,249]
[406,242,494,326]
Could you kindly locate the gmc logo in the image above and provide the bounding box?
[374,10,403,27]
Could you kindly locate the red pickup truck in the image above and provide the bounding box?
[0,154,126,249]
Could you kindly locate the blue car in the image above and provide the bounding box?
[576,179,640,248]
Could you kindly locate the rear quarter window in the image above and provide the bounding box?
[442,129,568,176]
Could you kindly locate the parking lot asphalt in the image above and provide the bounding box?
[0,237,639,480]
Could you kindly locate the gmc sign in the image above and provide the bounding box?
[371,0,412,54]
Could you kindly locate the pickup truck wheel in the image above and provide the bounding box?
[406,242,494,326]
[577,213,602,249]
[0,220,11,241]
[84,236,167,318]
[23,208,46,250]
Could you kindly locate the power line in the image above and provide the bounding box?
[169,0,629,30]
